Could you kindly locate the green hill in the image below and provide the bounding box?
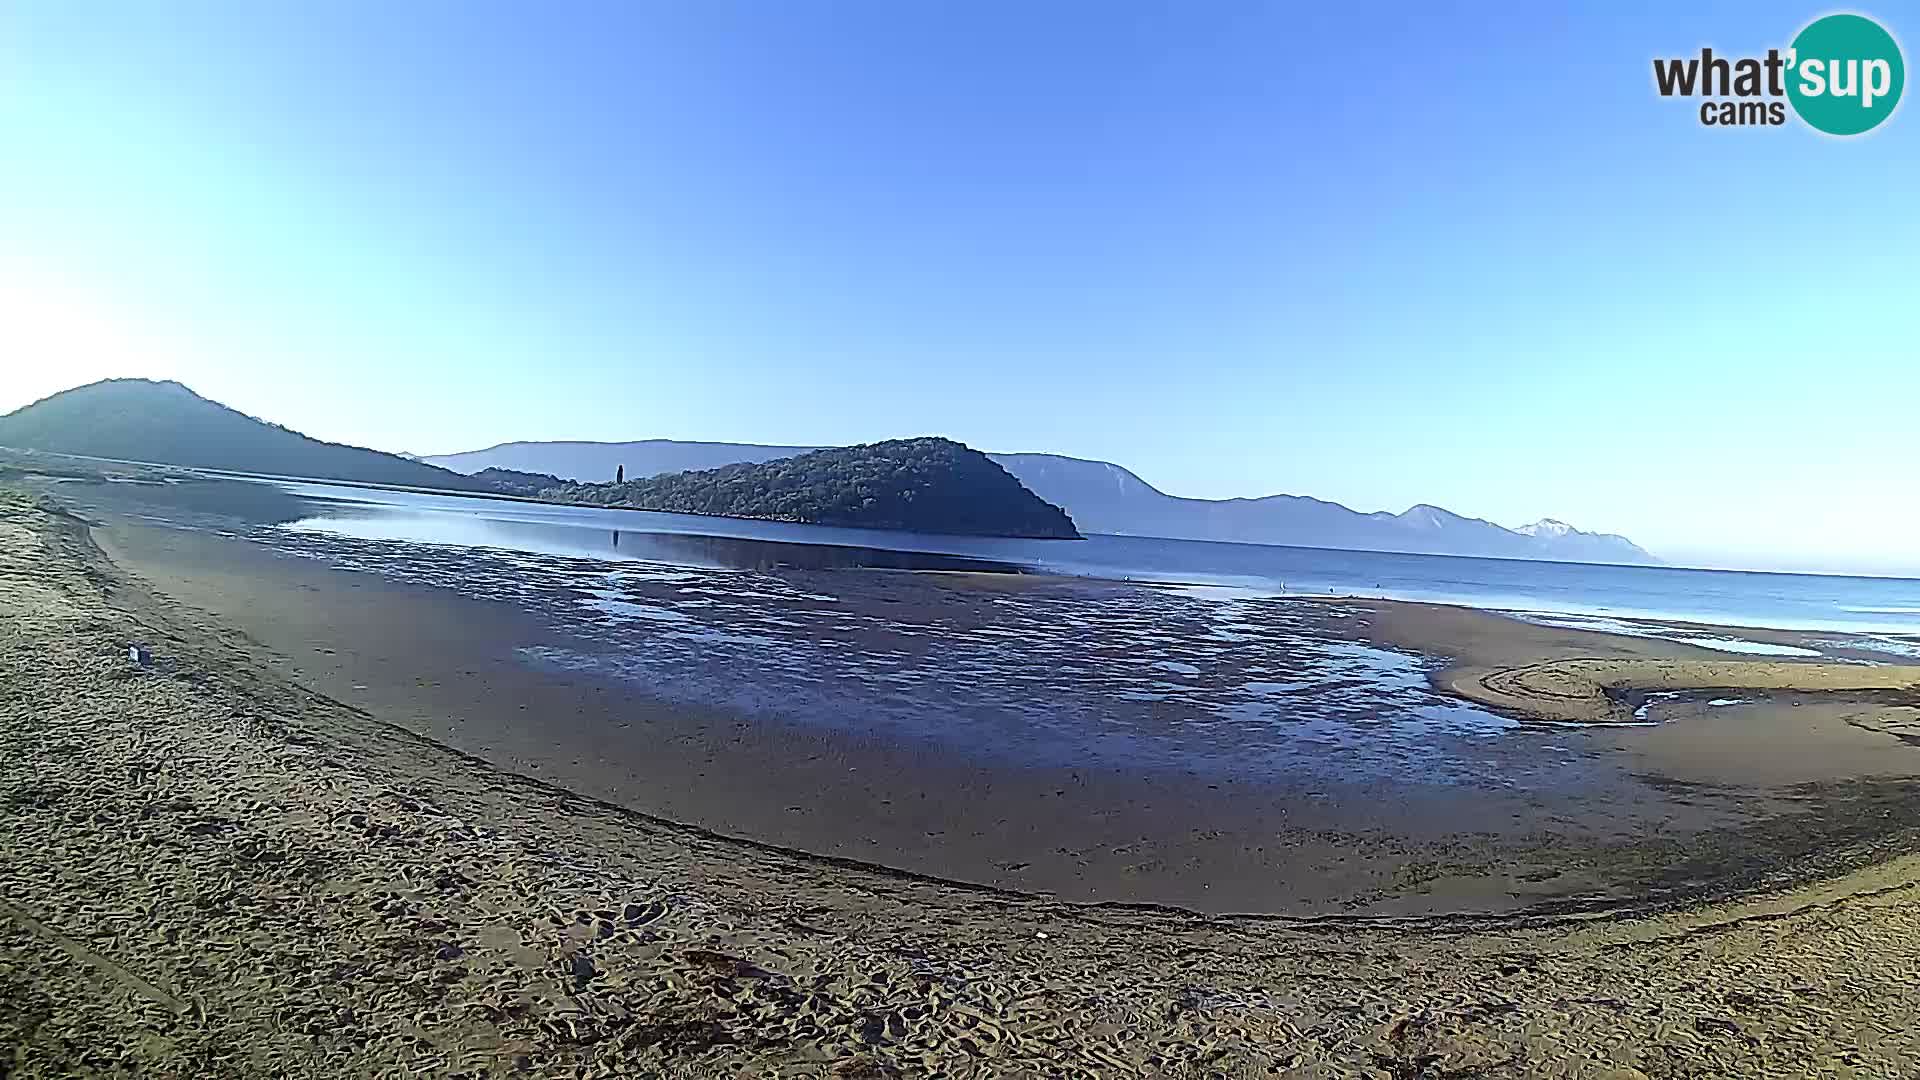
[548,437,1082,538]
[470,466,568,495]
[0,379,482,490]
[0,382,1080,539]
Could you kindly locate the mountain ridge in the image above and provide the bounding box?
[0,380,1651,562]
[424,440,1656,564]
[427,439,817,482]
[0,379,487,492]
[0,381,1078,541]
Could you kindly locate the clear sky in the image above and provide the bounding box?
[2,2,1915,573]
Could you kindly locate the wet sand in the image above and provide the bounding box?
[7,478,1920,1074]
[18,463,1918,921]
[1441,658,1920,726]
[94,520,1602,917]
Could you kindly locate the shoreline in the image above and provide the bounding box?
[68,482,1920,921]
[6,485,1920,1073]
[95,519,1604,917]
[3,448,1092,542]
[9,495,1711,928]
[25,446,1920,623]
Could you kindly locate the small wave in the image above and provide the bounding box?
[1672,636,1822,658]
[1839,605,1920,615]
[1507,611,1824,657]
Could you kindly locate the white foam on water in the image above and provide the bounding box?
[1812,635,1920,660]
[1671,636,1821,657]
[1506,609,1827,658]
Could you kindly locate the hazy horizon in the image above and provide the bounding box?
[4,3,1915,575]
[9,372,1920,578]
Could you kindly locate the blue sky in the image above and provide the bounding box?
[2,2,1915,573]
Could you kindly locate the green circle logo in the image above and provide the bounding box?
[1787,13,1905,135]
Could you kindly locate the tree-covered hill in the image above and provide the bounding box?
[1,382,1078,539]
[0,379,486,491]
[470,466,569,495]
[547,437,1081,538]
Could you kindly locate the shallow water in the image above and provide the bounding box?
[1506,610,1828,657]
[243,523,1602,793]
[265,478,1920,638]
[67,475,1919,798]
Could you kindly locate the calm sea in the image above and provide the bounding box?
[262,479,1920,640]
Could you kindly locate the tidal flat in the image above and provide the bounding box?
[4,461,1920,1075]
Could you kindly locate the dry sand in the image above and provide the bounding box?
[4,484,1920,1076]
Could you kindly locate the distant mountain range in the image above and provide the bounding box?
[426,440,1656,564]
[0,380,1653,562]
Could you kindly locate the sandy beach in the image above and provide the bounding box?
[5,473,1920,1075]
[73,512,1920,923]
[6,3,1914,1073]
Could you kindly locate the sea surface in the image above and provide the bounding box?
[261,479,1920,641]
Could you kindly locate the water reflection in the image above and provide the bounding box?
[257,480,1920,636]
[245,521,1584,791]
[288,508,1031,574]
[75,474,1920,638]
